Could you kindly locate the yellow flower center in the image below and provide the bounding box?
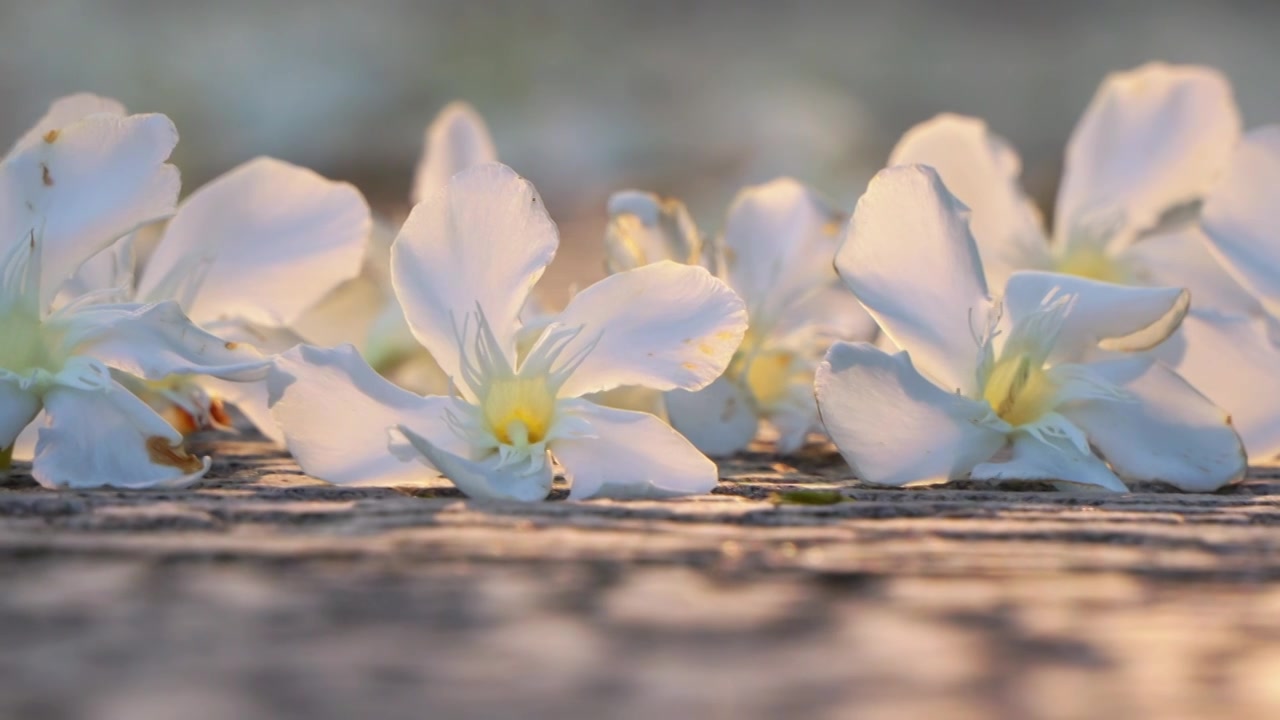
[744,349,799,410]
[481,375,557,446]
[1055,246,1129,284]
[982,354,1058,427]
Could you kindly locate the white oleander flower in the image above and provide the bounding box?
[269,163,747,501]
[604,181,875,456]
[814,166,1245,492]
[0,98,265,488]
[887,62,1280,458]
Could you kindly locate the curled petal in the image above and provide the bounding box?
[889,113,1050,285]
[0,373,41,449]
[399,425,553,502]
[0,112,180,308]
[33,379,210,489]
[665,376,759,457]
[138,157,371,327]
[412,101,498,205]
[268,344,456,486]
[603,190,708,273]
[971,433,1127,492]
[1201,125,1280,318]
[391,162,558,378]
[837,165,993,395]
[815,341,1006,487]
[201,376,284,445]
[58,301,268,382]
[1056,62,1241,249]
[1003,270,1188,363]
[553,400,718,500]
[1058,357,1246,491]
[546,261,747,398]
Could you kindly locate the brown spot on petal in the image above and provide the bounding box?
[224,341,239,350]
[42,129,60,143]
[40,164,53,186]
[682,362,700,370]
[160,405,200,435]
[146,436,204,474]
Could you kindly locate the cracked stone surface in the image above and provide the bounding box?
[2,436,1279,719]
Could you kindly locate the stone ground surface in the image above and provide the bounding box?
[2,437,1279,720]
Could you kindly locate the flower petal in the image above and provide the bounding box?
[32,379,210,489]
[268,344,457,486]
[545,261,746,398]
[888,113,1050,285]
[200,376,284,445]
[1056,63,1240,249]
[58,301,268,382]
[136,157,371,328]
[837,165,993,395]
[411,101,498,205]
[1153,311,1280,460]
[553,400,718,500]
[0,373,40,448]
[1122,226,1260,316]
[1003,270,1188,363]
[722,178,845,328]
[6,93,127,157]
[665,376,759,457]
[1058,357,1246,491]
[391,162,558,378]
[0,112,180,307]
[814,341,1006,487]
[603,190,708,273]
[398,425,552,501]
[1200,125,1280,318]
[971,433,1127,492]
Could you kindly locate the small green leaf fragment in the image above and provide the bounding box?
[769,488,847,505]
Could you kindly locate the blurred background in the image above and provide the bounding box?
[4,0,1278,301]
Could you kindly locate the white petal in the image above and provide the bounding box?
[769,403,818,455]
[391,162,558,379]
[54,235,135,306]
[603,190,709,273]
[837,165,993,395]
[546,261,747,398]
[1154,311,1280,460]
[1058,357,1246,491]
[411,101,498,205]
[971,433,1127,492]
[772,282,877,343]
[200,376,284,445]
[33,379,210,489]
[57,301,268,381]
[722,178,845,328]
[1121,226,1260,316]
[6,93,127,157]
[1056,63,1241,249]
[0,373,40,448]
[399,425,552,501]
[1200,125,1280,317]
[665,376,759,457]
[137,157,371,327]
[814,341,1006,487]
[553,400,718,500]
[888,113,1050,285]
[1003,270,1188,362]
[268,344,457,486]
[0,113,180,307]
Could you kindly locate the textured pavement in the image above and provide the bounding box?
[2,436,1279,719]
